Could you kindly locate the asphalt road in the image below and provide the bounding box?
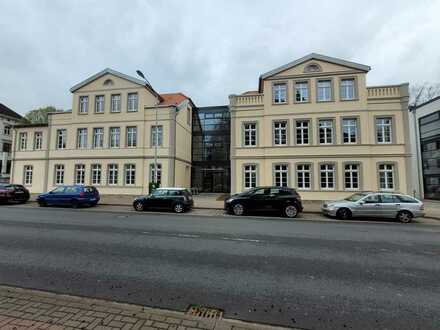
[0,206,439,330]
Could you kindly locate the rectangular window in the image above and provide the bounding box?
[108,164,119,185]
[340,78,355,100]
[274,164,288,187]
[109,127,120,148]
[296,120,309,145]
[127,93,138,112]
[272,83,287,104]
[19,132,27,150]
[111,94,121,113]
[24,165,33,185]
[91,164,102,185]
[317,80,332,102]
[379,164,394,191]
[79,96,89,114]
[376,117,392,143]
[244,164,257,189]
[77,128,88,149]
[243,123,257,146]
[93,128,104,148]
[344,164,359,190]
[74,164,85,185]
[342,118,358,144]
[320,164,335,190]
[297,164,311,190]
[125,164,136,185]
[56,129,67,149]
[126,126,137,147]
[150,163,162,185]
[273,121,287,146]
[55,164,64,185]
[295,81,309,102]
[34,132,43,150]
[4,126,11,135]
[319,120,333,144]
[151,125,163,147]
[95,95,105,113]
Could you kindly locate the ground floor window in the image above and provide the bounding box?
[320,164,335,190]
[125,164,136,185]
[150,163,162,185]
[344,164,359,190]
[274,164,288,187]
[24,165,33,185]
[74,164,85,185]
[108,164,118,185]
[296,164,311,189]
[55,165,65,185]
[243,164,257,189]
[91,164,102,185]
[379,163,394,191]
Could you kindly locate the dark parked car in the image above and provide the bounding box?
[0,184,30,204]
[37,185,100,208]
[225,186,303,218]
[133,188,193,213]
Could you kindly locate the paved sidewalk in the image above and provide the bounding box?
[0,286,297,330]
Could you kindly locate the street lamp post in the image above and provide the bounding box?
[136,70,159,187]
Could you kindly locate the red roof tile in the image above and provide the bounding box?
[159,93,190,106]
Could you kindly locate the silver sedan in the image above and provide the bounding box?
[321,192,425,223]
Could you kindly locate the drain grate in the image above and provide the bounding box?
[186,305,224,319]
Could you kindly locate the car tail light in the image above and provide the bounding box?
[79,192,85,197]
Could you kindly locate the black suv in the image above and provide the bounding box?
[133,188,193,213]
[225,186,303,218]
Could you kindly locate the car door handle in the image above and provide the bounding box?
[375,204,380,206]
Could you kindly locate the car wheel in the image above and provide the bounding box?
[38,200,47,207]
[134,201,144,211]
[71,200,79,209]
[336,208,352,220]
[284,204,298,218]
[232,203,245,216]
[173,202,184,213]
[397,211,413,223]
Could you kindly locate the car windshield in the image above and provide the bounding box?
[345,193,368,202]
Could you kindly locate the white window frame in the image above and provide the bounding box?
[24,165,33,185]
[55,164,65,185]
[93,128,104,148]
[125,164,136,185]
[272,83,287,104]
[273,121,287,146]
[95,95,105,113]
[19,132,27,150]
[340,78,355,100]
[56,129,67,149]
[342,118,358,144]
[376,117,392,144]
[243,123,257,147]
[297,164,311,190]
[151,125,163,147]
[109,127,120,148]
[108,164,119,185]
[150,163,162,185]
[77,128,88,149]
[79,96,89,114]
[127,93,138,112]
[274,164,289,187]
[243,164,257,189]
[126,126,137,147]
[295,81,309,102]
[344,164,359,190]
[319,120,333,144]
[91,164,102,185]
[110,94,121,113]
[317,80,332,102]
[34,132,43,150]
[379,164,395,191]
[296,120,309,145]
[4,126,10,135]
[320,164,335,190]
[74,164,86,185]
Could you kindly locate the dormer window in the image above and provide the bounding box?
[304,63,322,73]
[272,83,287,104]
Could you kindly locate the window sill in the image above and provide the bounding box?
[316,100,333,103]
[294,100,310,104]
[340,98,359,102]
[272,102,288,105]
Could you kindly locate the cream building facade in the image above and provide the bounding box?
[11,69,193,194]
[229,53,412,200]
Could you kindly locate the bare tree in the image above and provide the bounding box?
[409,82,440,108]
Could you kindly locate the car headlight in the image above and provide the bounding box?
[225,198,233,203]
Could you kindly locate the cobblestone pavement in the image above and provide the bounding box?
[0,286,296,330]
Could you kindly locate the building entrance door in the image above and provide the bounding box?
[201,168,229,193]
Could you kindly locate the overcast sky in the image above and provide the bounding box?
[1,0,439,114]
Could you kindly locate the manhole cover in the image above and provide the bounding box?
[186,305,223,319]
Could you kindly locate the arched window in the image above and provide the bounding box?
[103,79,114,86]
[304,63,322,73]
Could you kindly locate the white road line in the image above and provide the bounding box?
[221,237,261,243]
[141,231,151,234]
[177,234,200,238]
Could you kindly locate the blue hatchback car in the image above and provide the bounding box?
[37,185,100,208]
